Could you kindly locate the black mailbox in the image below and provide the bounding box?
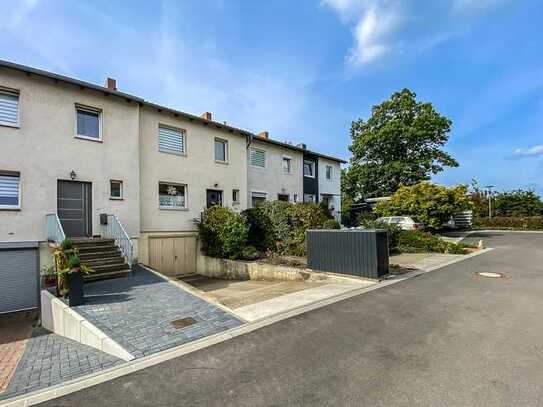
[100,213,108,225]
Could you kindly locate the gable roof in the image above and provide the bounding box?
[0,59,346,164]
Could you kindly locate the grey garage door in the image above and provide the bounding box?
[0,242,39,314]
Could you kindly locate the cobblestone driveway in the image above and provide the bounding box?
[0,327,121,400]
[70,267,243,358]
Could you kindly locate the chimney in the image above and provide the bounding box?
[258,131,269,139]
[296,143,307,150]
[106,77,117,91]
[201,112,212,121]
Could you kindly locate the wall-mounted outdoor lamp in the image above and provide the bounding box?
[70,170,77,180]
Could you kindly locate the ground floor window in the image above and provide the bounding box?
[110,180,123,200]
[277,193,289,202]
[303,193,316,203]
[232,189,240,204]
[251,192,267,208]
[159,182,186,209]
[0,172,20,209]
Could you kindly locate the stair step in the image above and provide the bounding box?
[89,263,130,274]
[71,238,114,245]
[77,244,117,252]
[82,257,125,267]
[84,270,130,282]
[79,249,121,258]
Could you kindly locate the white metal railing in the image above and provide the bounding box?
[101,214,133,266]
[46,213,65,245]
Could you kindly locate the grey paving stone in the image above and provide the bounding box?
[0,327,122,401]
[68,268,242,358]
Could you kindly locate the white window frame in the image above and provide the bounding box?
[214,138,228,163]
[75,104,102,142]
[325,165,332,181]
[249,147,266,168]
[158,181,188,210]
[303,160,315,178]
[158,124,186,156]
[0,171,21,210]
[0,87,20,128]
[250,190,268,208]
[282,156,292,174]
[232,189,240,204]
[109,180,123,200]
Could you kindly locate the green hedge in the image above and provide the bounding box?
[198,202,339,259]
[398,230,468,254]
[473,216,543,230]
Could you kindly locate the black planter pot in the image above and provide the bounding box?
[68,271,85,306]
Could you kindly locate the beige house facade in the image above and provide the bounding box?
[0,59,344,282]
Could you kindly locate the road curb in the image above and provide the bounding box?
[0,247,493,407]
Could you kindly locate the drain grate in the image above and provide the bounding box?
[474,272,506,279]
[171,317,198,329]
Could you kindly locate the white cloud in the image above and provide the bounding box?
[323,0,510,68]
[513,145,543,157]
[322,0,401,66]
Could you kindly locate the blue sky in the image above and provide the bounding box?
[1,0,542,195]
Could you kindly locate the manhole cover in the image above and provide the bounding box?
[474,272,506,279]
[171,317,198,329]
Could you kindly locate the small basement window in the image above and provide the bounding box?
[0,172,21,209]
[76,105,101,140]
[110,180,123,200]
[159,182,186,209]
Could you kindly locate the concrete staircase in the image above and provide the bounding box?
[72,238,130,281]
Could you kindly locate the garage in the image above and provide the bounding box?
[147,234,197,277]
[0,242,39,314]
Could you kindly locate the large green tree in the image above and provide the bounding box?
[344,89,458,200]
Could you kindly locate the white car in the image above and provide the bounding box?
[375,216,424,231]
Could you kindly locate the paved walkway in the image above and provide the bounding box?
[38,233,543,406]
[69,267,243,358]
[0,327,121,400]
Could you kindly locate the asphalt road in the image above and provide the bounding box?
[41,232,543,407]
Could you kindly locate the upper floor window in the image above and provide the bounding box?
[325,165,332,180]
[303,160,315,178]
[0,88,20,127]
[76,105,101,141]
[249,148,266,168]
[282,156,292,173]
[159,182,186,209]
[159,125,185,155]
[214,138,228,162]
[0,172,20,209]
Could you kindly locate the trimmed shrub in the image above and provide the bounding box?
[398,230,467,254]
[198,206,249,260]
[473,216,543,230]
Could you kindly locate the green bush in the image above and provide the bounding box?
[398,230,467,254]
[375,182,472,230]
[241,245,260,260]
[198,206,249,260]
[243,201,332,256]
[473,216,543,230]
[322,219,341,229]
[60,238,74,251]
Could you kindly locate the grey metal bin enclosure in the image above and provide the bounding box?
[0,241,40,314]
[307,229,389,279]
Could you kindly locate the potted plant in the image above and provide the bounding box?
[60,255,93,306]
[40,264,57,288]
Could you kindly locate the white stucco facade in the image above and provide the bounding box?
[138,106,248,233]
[318,157,342,218]
[0,67,141,243]
[247,138,303,207]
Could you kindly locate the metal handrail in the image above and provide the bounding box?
[101,214,134,266]
[46,213,65,245]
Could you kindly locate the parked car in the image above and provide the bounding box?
[375,216,424,230]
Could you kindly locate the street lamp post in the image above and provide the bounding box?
[484,185,494,219]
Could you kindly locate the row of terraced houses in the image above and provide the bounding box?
[0,60,344,313]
